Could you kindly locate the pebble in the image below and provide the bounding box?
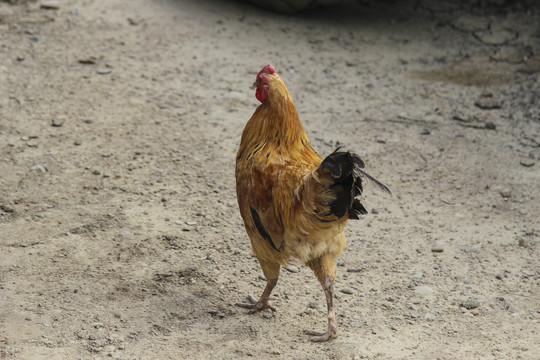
[475,96,502,110]
[285,265,299,273]
[341,287,355,295]
[414,286,434,296]
[31,164,47,173]
[499,190,511,198]
[421,129,431,135]
[519,159,535,167]
[258,274,266,281]
[27,140,38,147]
[431,241,444,253]
[51,119,64,127]
[97,68,112,75]
[92,169,101,175]
[29,35,42,42]
[83,117,94,124]
[41,1,60,10]
[308,302,318,309]
[410,272,423,281]
[371,208,379,214]
[460,299,480,309]
[17,55,25,62]
[518,238,529,248]
[262,312,273,319]
[424,312,436,321]
[92,322,104,328]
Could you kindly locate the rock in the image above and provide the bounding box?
[17,55,25,62]
[499,190,511,198]
[518,238,529,248]
[92,169,101,175]
[97,68,112,75]
[475,95,502,110]
[31,164,47,173]
[452,14,490,32]
[431,241,444,253]
[519,159,535,167]
[285,265,299,273]
[424,312,436,321]
[371,208,379,214]
[421,129,431,135]
[473,29,516,45]
[308,302,318,309]
[41,1,60,10]
[83,118,94,124]
[410,272,423,281]
[341,287,355,295]
[258,274,266,281]
[262,312,272,319]
[414,286,434,296]
[460,299,480,309]
[485,121,496,130]
[29,35,42,42]
[51,119,64,127]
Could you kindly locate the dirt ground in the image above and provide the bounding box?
[1,0,539,359]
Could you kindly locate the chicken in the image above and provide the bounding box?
[235,64,390,341]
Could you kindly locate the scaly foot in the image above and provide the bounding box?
[236,294,277,312]
[304,322,338,342]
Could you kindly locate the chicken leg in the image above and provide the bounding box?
[305,254,339,341]
[236,260,280,312]
[305,276,338,341]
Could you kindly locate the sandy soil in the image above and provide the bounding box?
[1,0,539,359]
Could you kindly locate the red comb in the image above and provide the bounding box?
[257,64,275,77]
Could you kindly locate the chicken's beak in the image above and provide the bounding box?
[252,82,257,88]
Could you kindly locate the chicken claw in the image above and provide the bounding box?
[236,294,277,312]
[305,321,338,342]
[236,278,278,313]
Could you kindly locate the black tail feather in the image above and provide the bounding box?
[317,149,390,220]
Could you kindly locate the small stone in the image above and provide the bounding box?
[336,259,345,267]
[97,68,112,75]
[485,122,496,130]
[31,164,47,172]
[285,265,299,273]
[308,302,318,309]
[83,118,94,124]
[258,273,266,281]
[410,272,423,281]
[27,140,38,147]
[470,309,479,316]
[29,35,42,42]
[51,119,64,127]
[92,322,104,328]
[41,1,60,10]
[475,96,502,110]
[431,241,444,253]
[414,286,434,296]
[262,312,273,319]
[421,129,431,135]
[341,287,355,295]
[518,238,529,248]
[74,140,82,146]
[519,159,535,167]
[499,190,511,198]
[92,169,101,175]
[371,208,379,214]
[460,299,480,309]
[424,312,436,321]
[17,55,25,62]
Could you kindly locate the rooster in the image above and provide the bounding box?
[235,64,390,341]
